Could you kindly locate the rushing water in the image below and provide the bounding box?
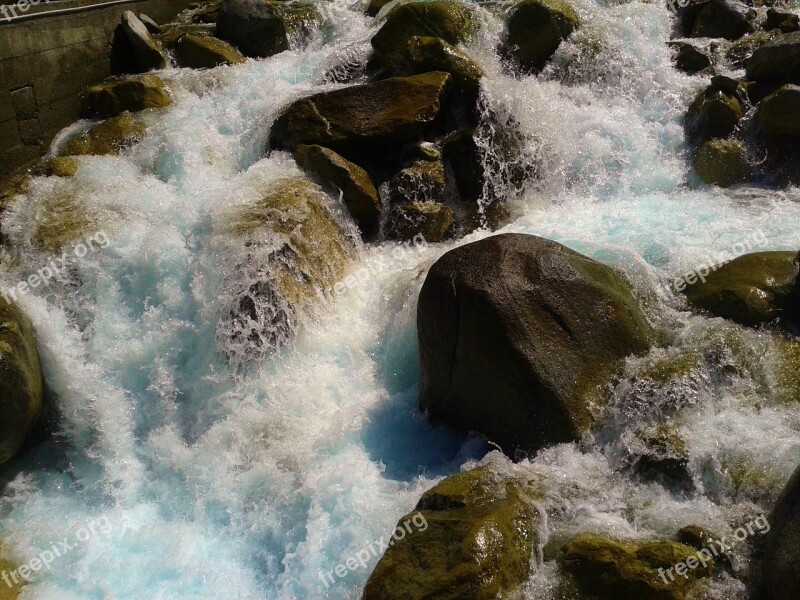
[1,0,799,598]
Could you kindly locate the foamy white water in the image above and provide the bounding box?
[0,1,799,598]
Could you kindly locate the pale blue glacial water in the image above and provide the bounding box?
[0,1,799,598]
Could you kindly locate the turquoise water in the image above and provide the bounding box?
[1,1,799,598]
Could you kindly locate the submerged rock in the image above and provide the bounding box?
[0,557,22,598]
[370,1,477,65]
[81,74,171,119]
[362,466,538,600]
[746,31,800,84]
[0,298,43,465]
[560,534,712,600]
[386,201,454,242]
[218,178,356,364]
[693,139,751,187]
[502,0,581,75]
[216,0,321,58]
[294,144,380,235]
[269,72,451,160]
[110,11,169,75]
[417,234,653,456]
[174,34,245,68]
[632,425,692,485]
[690,0,754,41]
[762,463,800,600]
[386,159,447,205]
[60,113,147,157]
[682,251,800,327]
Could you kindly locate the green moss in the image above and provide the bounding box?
[363,466,539,600]
[682,251,799,327]
[772,338,800,404]
[33,192,95,254]
[60,113,147,157]
[222,177,355,308]
[0,557,22,599]
[560,534,712,600]
[0,298,43,465]
[637,352,703,387]
[174,34,245,68]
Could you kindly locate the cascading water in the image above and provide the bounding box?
[0,0,798,598]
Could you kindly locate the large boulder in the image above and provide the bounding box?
[81,74,171,119]
[417,234,653,455]
[501,0,581,75]
[59,113,146,157]
[682,251,800,327]
[746,31,800,84]
[216,0,321,58]
[174,34,245,68]
[762,464,800,600]
[725,30,781,70]
[386,201,454,242]
[560,534,712,600]
[668,41,711,75]
[294,144,380,235]
[268,72,451,161]
[692,139,751,187]
[0,298,43,465]
[110,11,168,75]
[363,466,538,600]
[370,1,477,65]
[752,84,800,136]
[217,178,356,363]
[765,8,800,34]
[690,0,754,41]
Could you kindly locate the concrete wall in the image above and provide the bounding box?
[0,0,195,177]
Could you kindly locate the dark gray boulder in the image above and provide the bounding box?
[690,0,755,41]
[746,31,800,85]
[417,233,653,456]
[762,464,800,600]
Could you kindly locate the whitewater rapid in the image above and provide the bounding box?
[1,0,799,598]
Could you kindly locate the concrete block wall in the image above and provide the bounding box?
[0,0,196,177]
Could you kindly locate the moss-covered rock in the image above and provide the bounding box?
[560,534,712,600]
[725,30,780,69]
[191,0,222,24]
[216,0,321,58]
[682,251,799,327]
[753,84,800,136]
[269,72,451,160]
[218,178,356,359]
[501,0,581,75]
[762,463,800,600]
[390,35,483,97]
[693,139,751,187]
[772,338,800,404]
[0,298,43,465]
[371,1,477,65]
[746,31,800,84]
[60,113,146,157]
[294,144,380,235]
[174,34,245,68]
[0,557,22,599]
[685,84,744,143]
[45,157,79,178]
[633,425,691,485]
[363,466,538,600]
[386,201,454,242]
[81,74,171,119]
[418,234,654,455]
[387,159,447,204]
